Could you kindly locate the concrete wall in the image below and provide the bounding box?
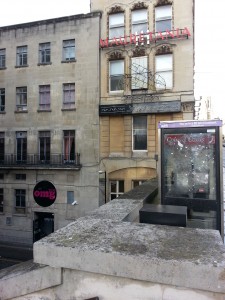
[1,179,225,300]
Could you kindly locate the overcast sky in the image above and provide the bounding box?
[0,0,224,123]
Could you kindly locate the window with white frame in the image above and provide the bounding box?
[132,9,148,34]
[0,132,5,162]
[155,5,172,32]
[63,130,75,163]
[15,189,26,214]
[63,39,75,61]
[110,180,124,200]
[0,49,6,68]
[109,13,125,39]
[0,188,3,212]
[39,42,51,64]
[0,88,5,112]
[16,132,27,162]
[133,116,147,151]
[63,83,75,109]
[109,60,124,92]
[16,46,28,66]
[39,85,50,110]
[39,131,50,162]
[16,87,27,111]
[155,54,173,89]
[131,56,148,90]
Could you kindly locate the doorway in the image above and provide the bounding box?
[33,212,54,243]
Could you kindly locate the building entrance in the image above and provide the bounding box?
[33,212,54,243]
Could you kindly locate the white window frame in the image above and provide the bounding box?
[109,13,125,39]
[0,49,6,68]
[0,88,5,112]
[63,83,75,109]
[16,86,27,111]
[63,39,75,61]
[15,189,26,214]
[109,60,124,92]
[132,115,147,151]
[39,85,50,110]
[155,54,173,90]
[39,42,51,64]
[110,180,124,200]
[155,5,172,32]
[16,46,28,66]
[132,9,148,34]
[131,56,148,90]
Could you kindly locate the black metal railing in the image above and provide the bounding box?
[0,153,81,169]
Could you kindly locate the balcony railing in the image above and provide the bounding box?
[0,153,81,169]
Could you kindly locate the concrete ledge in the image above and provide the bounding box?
[34,218,225,294]
[0,260,62,299]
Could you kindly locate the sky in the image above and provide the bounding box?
[0,0,224,122]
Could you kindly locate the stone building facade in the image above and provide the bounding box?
[91,0,195,201]
[0,12,101,245]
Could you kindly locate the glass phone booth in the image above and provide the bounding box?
[158,120,224,236]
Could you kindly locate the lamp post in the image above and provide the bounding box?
[99,170,107,204]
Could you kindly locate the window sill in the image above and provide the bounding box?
[61,59,76,63]
[61,107,76,111]
[37,109,52,112]
[15,109,28,113]
[15,65,29,68]
[0,111,6,114]
[37,62,52,66]
[109,91,124,96]
[0,67,6,70]
[13,213,26,217]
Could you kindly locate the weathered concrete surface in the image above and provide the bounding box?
[34,217,225,294]
[0,260,61,299]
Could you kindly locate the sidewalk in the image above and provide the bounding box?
[0,241,33,270]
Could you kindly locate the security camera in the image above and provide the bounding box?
[72,200,77,205]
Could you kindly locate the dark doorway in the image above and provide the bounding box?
[33,212,54,243]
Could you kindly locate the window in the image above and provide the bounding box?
[63,131,75,162]
[67,191,75,204]
[16,132,27,162]
[131,56,148,90]
[39,85,50,110]
[0,188,3,212]
[15,174,26,180]
[110,180,124,200]
[133,116,147,151]
[0,49,6,68]
[39,131,50,163]
[155,54,173,89]
[63,40,75,61]
[16,46,28,66]
[63,83,75,109]
[0,88,5,112]
[16,87,27,111]
[15,189,26,214]
[132,9,148,34]
[109,13,124,39]
[109,60,124,92]
[39,42,51,64]
[155,5,172,32]
[0,133,5,162]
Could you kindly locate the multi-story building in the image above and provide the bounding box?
[91,0,195,201]
[0,12,101,245]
